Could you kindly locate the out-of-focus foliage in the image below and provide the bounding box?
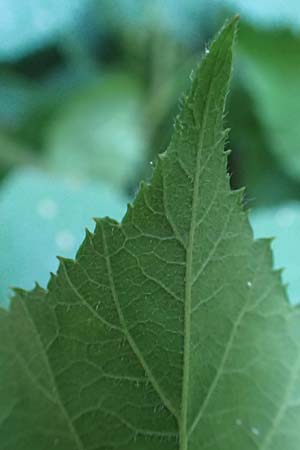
[0,74,39,127]
[0,168,126,307]
[238,25,300,182]
[0,0,300,305]
[45,73,146,190]
[219,0,300,29]
[98,0,215,41]
[0,0,90,60]
[0,134,34,177]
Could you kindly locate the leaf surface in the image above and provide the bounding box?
[1,17,300,450]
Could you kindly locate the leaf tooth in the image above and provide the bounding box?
[123,202,134,223]
[229,187,247,208]
[85,227,94,240]
[56,255,78,280]
[56,255,75,265]
[47,271,57,290]
[93,216,119,226]
[11,283,45,299]
[252,238,289,302]
[11,286,29,297]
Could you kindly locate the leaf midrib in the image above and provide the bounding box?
[180,51,219,450]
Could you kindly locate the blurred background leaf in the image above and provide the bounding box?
[0,0,90,60]
[237,24,300,183]
[0,0,300,305]
[44,72,146,191]
[98,0,216,42]
[218,0,300,29]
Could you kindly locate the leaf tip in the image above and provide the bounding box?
[215,14,240,48]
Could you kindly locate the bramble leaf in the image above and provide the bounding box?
[1,17,300,450]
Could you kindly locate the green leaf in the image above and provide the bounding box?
[1,17,300,450]
[237,25,300,182]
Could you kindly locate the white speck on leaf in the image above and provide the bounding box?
[247,281,252,288]
[251,427,260,436]
[189,69,195,81]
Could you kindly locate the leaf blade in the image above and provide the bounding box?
[1,16,300,450]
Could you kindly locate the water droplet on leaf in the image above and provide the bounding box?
[251,426,260,436]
